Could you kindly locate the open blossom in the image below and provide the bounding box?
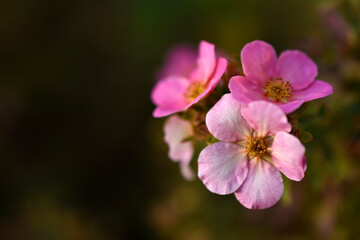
[151,41,227,118]
[198,94,306,209]
[164,115,195,180]
[229,40,333,113]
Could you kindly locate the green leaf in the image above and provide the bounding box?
[318,103,331,119]
[206,135,218,145]
[300,130,313,143]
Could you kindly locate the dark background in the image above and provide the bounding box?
[0,0,360,239]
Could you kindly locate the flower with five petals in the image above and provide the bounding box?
[229,40,333,113]
[151,41,227,117]
[198,94,306,209]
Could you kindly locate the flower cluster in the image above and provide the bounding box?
[151,40,333,209]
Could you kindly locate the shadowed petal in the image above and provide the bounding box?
[235,159,284,209]
[206,94,252,142]
[292,80,333,101]
[241,40,277,85]
[198,142,248,195]
[241,101,291,137]
[164,115,194,180]
[277,50,318,90]
[180,162,195,181]
[278,100,305,114]
[229,76,265,104]
[302,156,307,172]
[271,132,306,181]
[164,115,194,164]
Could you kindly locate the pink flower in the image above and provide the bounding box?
[151,41,227,118]
[229,40,333,113]
[198,94,306,209]
[164,115,195,180]
[156,45,197,80]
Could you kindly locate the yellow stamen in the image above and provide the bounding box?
[245,137,268,159]
[264,77,293,102]
[184,82,206,102]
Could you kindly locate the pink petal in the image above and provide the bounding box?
[198,142,248,195]
[229,76,265,104]
[241,101,291,137]
[190,41,216,83]
[151,76,190,118]
[235,159,284,209]
[157,45,197,79]
[229,76,305,114]
[154,57,226,118]
[153,108,184,118]
[277,50,318,90]
[187,57,227,107]
[271,132,306,181]
[206,94,252,142]
[180,163,195,181]
[241,40,277,86]
[209,57,227,85]
[292,80,333,101]
[278,100,305,114]
[164,115,194,180]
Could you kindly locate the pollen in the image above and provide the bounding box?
[184,82,206,102]
[264,77,293,102]
[245,137,268,159]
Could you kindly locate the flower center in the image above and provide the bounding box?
[245,137,268,159]
[184,82,206,102]
[264,77,293,102]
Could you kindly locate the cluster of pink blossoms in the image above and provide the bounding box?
[151,40,333,209]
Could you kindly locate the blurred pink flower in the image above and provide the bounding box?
[320,6,355,51]
[198,94,306,209]
[229,40,333,113]
[151,41,227,118]
[156,44,197,80]
[164,115,194,180]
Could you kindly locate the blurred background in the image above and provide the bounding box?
[0,0,359,239]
